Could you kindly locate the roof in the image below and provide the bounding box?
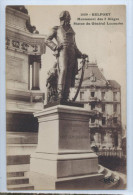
[76,63,107,87]
[76,63,121,89]
[107,80,121,89]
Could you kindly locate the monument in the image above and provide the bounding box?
[45,11,88,104]
[29,10,103,190]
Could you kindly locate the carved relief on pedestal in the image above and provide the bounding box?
[6,37,41,54]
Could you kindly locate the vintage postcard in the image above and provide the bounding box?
[6,5,126,190]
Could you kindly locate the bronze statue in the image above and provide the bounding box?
[46,62,58,103]
[45,11,88,102]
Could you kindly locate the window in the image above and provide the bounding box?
[91,91,95,97]
[113,103,117,112]
[102,117,106,125]
[113,92,117,101]
[113,117,117,124]
[102,104,105,112]
[101,92,105,100]
[91,118,95,123]
[80,92,84,100]
[91,104,95,110]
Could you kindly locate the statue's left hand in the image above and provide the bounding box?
[53,44,63,58]
[57,44,63,51]
[53,50,59,58]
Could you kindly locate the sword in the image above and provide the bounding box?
[72,56,89,102]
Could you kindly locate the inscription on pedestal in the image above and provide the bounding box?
[59,121,90,150]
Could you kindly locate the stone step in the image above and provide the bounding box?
[7,171,24,178]
[7,132,38,144]
[7,155,30,165]
[7,144,37,156]
[7,164,30,173]
[7,177,29,185]
[7,183,34,190]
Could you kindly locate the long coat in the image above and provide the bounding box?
[45,25,82,88]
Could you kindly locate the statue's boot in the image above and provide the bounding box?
[57,84,70,102]
[63,86,70,102]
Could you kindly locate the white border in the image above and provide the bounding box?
[0,0,133,194]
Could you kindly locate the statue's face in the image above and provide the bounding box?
[60,11,71,25]
[60,17,70,26]
[64,16,70,24]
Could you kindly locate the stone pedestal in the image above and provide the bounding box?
[29,105,103,190]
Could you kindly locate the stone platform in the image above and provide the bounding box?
[29,105,103,190]
[44,99,84,108]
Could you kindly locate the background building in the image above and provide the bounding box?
[70,62,122,149]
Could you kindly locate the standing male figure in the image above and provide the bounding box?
[46,10,87,101]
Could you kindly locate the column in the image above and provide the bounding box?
[29,55,41,90]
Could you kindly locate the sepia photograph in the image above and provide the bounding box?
[6,5,126,190]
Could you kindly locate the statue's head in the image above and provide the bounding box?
[59,11,71,25]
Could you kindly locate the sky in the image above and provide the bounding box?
[26,5,126,125]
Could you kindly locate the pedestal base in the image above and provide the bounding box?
[30,152,98,178]
[29,105,102,190]
[28,171,103,190]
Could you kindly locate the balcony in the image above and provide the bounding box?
[92,110,103,118]
[89,97,101,102]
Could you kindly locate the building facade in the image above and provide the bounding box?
[6,6,46,190]
[6,6,46,134]
[70,62,122,149]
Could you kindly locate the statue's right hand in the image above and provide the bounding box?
[81,54,88,59]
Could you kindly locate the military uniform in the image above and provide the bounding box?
[45,25,82,100]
